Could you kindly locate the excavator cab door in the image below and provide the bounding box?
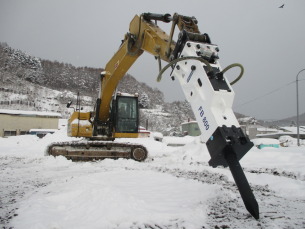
[113,95,139,136]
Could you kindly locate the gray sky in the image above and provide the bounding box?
[1,0,305,120]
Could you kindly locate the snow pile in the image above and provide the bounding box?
[279,135,305,147]
[0,127,76,158]
[162,135,195,146]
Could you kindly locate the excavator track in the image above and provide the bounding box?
[47,141,148,162]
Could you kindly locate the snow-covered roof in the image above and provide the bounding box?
[139,126,150,133]
[29,129,57,132]
[181,120,198,125]
[251,138,280,145]
[116,92,138,97]
[257,127,278,132]
[239,117,253,121]
[279,126,305,134]
[238,117,255,123]
[0,109,62,118]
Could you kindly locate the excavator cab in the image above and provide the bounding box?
[112,93,139,137]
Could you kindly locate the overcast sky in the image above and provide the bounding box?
[1,0,305,120]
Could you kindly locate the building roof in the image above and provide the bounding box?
[29,129,57,133]
[181,120,198,125]
[0,109,62,118]
[256,126,305,139]
[257,127,278,132]
[139,126,150,133]
[279,126,305,134]
[252,138,280,145]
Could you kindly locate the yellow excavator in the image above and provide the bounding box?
[47,13,259,219]
[47,13,203,161]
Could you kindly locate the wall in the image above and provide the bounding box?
[0,114,59,137]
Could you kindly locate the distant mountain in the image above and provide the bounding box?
[263,113,305,127]
[0,42,101,96]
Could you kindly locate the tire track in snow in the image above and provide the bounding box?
[244,167,305,181]
[0,156,51,228]
[148,166,305,229]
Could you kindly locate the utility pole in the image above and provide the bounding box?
[296,69,305,146]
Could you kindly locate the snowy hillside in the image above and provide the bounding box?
[0,126,304,228]
[0,83,94,118]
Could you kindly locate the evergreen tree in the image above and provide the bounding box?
[139,92,150,108]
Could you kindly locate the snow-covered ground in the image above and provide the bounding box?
[0,127,305,228]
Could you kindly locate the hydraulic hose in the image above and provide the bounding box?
[156,56,212,82]
[221,63,244,85]
[157,57,244,86]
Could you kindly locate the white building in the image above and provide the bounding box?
[0,109,61,137]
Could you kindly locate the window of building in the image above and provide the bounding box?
[4,130,17,137]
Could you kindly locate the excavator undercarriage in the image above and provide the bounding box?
[47,140,148,162]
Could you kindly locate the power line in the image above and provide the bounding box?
[234,79,305,108]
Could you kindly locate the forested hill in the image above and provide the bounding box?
[1,42,169,108]
[0,42,100,95]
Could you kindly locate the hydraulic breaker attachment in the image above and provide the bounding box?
[206,126,259,219]
[167,30,259,219]
[225,147,259,219]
